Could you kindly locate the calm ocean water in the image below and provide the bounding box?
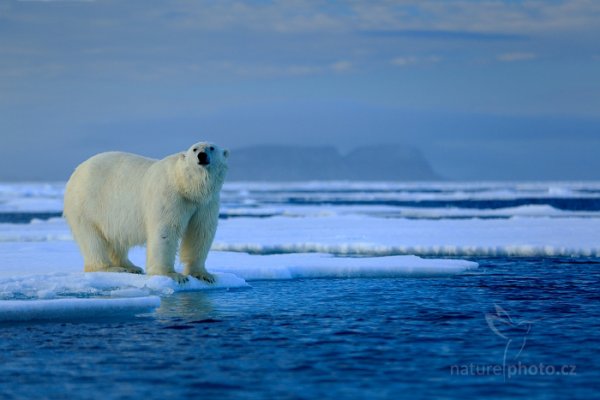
[1,258,599,399]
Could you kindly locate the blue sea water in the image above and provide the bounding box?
[1,258,599,399]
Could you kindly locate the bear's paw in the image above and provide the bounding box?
[167,272,189,284]
[190,271,216,284]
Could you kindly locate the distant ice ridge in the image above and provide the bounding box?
[0,217,70,242]
[2,181,600,213]
[223,181,600,193]
[222,181,600,202]
[212,216,600,257]
[0,297,160,322]
[0,182,64,212]
[220,204,600,219]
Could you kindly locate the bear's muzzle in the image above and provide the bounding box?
[198,152,210,166]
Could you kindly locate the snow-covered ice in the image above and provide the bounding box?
[0,241,475,301]
[1,212,599,257]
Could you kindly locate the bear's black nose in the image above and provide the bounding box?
[197,151,210,165]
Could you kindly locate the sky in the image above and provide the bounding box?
[1,0,599,181]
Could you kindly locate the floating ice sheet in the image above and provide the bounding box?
[207,252,478,280]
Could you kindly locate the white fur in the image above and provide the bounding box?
[63,142,228,283]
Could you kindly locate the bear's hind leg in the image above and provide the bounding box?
[71,221,115,272]
[109,245,143,274]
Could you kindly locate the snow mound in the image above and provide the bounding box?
[0,296,160,322]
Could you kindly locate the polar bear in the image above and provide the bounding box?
[63,142,228,283]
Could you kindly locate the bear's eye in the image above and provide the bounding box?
[209,146,215,151]
[193,148,198,152]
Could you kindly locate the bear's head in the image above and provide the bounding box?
[177,142,229,202]
[186,142,229,170]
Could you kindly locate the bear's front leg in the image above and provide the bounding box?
[146,227,188,284]
[180,210,217,283]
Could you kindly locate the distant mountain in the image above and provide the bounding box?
[226,144,440,181]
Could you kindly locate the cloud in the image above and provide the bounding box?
[4,1,600,38]
[351,0,600,36]
[497,52,537,62]
[362,29,525,41]
[136,0,600,37]
[330,60,352,72]
[220,61,353,78]
[391,55,441,67]
[16,0,95,2]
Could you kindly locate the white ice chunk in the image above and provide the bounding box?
[207,252,478,280]
[0,296,160,322]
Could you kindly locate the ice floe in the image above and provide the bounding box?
[207,252,477,280]
[0,241,475,299]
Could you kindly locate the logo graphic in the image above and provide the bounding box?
[485,304,536,378]
[450,305,575,379]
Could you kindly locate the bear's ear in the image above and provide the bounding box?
[223,149,229,158]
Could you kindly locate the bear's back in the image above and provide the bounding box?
[67,151,155,196]
[64,152,158,240]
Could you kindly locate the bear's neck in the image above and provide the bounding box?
[175,157,224,204]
